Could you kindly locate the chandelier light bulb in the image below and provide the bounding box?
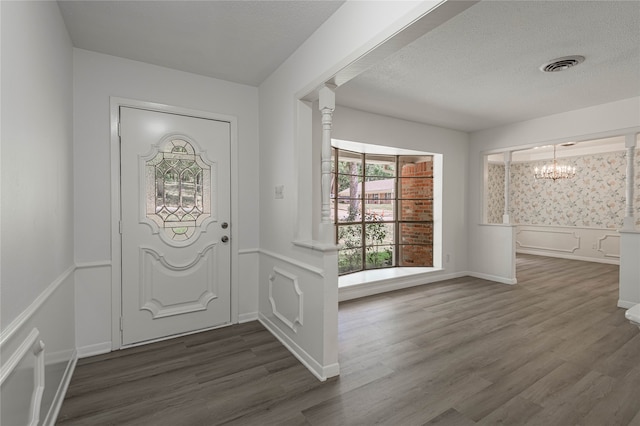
[533,145,576,181]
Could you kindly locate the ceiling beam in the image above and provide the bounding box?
[303,0,478,102]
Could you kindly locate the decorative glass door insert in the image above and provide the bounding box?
[144,137,212,243]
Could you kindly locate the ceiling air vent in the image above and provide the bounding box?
[540,55,585,73]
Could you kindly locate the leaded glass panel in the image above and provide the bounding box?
[146,139,211,241]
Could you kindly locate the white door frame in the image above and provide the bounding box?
[109,97,239,350]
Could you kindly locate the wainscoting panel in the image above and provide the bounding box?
[597,233,621,259]
[268,267,304,332]
[258,248,339,381]
[0,328,45,426]
[516,225,619,264]
[0,267,76,425]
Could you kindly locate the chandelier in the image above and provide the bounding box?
[534,145,576,181]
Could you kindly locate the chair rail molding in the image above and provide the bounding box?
[260,248,325,277]
[0,328,45,426]
[0,265,75,346]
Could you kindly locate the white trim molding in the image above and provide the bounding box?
[516,249,620,265]
[260,248,325,277]
[597,234,621,259]
[0,328,46,426]
[0,265,77,426]
[618,299,637,309]
[515,225,620,264]
[43,349,78,426]
[75,260,112,270]
[339,269,463,302]
[110,96,241,350]
[292,240,340,253]
[258,313,338,381]
[0,265,75,346]
[238,312,259,323]
[238,248,260,255]
[468,271,518,285]
[516,228,580,253]
[268,267,304,332]
[76,342,113,359]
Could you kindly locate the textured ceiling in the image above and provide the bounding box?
[58,0,345,86]
[337,1,640,132]
[58,1,640,133]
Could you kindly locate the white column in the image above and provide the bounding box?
[623,133,637,230]
[318,84,336,242]
[618,133,639,308]
[503,151,512,224]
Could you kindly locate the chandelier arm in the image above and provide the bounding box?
[533,144,576,181]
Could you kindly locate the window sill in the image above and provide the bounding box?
[339,267,439,288]
[338,267,453,302]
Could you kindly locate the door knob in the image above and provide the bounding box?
[221,235,229,243]
[221,222,229,229]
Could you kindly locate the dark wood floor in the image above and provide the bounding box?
[58,255,640,425]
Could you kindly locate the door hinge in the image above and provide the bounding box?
[120,317,123,331]
[117,122,121,137]
[119,220,122,234]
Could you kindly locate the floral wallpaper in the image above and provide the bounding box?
[487,163,505,223]
[488,150,640,229]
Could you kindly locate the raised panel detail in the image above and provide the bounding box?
[268,267,304,332]
[597,234,620,258]
[140,245,218,319]
[0,328,45,426]
[516,229,580,253]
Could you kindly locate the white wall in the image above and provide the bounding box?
[330,106,470,273]
[1,0,74,328]
[468,97,640,281]
[73,49,260,353]
[1,1,76,423]
[257,1,444,380]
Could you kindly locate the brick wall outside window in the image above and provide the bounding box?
[400,160,433,266]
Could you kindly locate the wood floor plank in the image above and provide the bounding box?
[423,408,476,426]
[579,367,640,426]
[454,351,563,422]
[57,255,640,425]
[592,332,640,379]
[477,395,543,426]
[517,361,589,407]
[521,370,616,425]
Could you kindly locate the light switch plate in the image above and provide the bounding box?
[275,185,284,199]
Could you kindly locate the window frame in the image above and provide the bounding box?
[332,147,434,275]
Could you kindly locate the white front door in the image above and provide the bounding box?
[120,106,231,346]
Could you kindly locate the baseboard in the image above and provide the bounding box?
[77,341,112,359]
[258,313,338,381]
[516,249,619,265]
[618,299,638,309]
[339,271,468,302]
[238,312,258,323]
[43,349,78,426]
[467,271,517,285]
